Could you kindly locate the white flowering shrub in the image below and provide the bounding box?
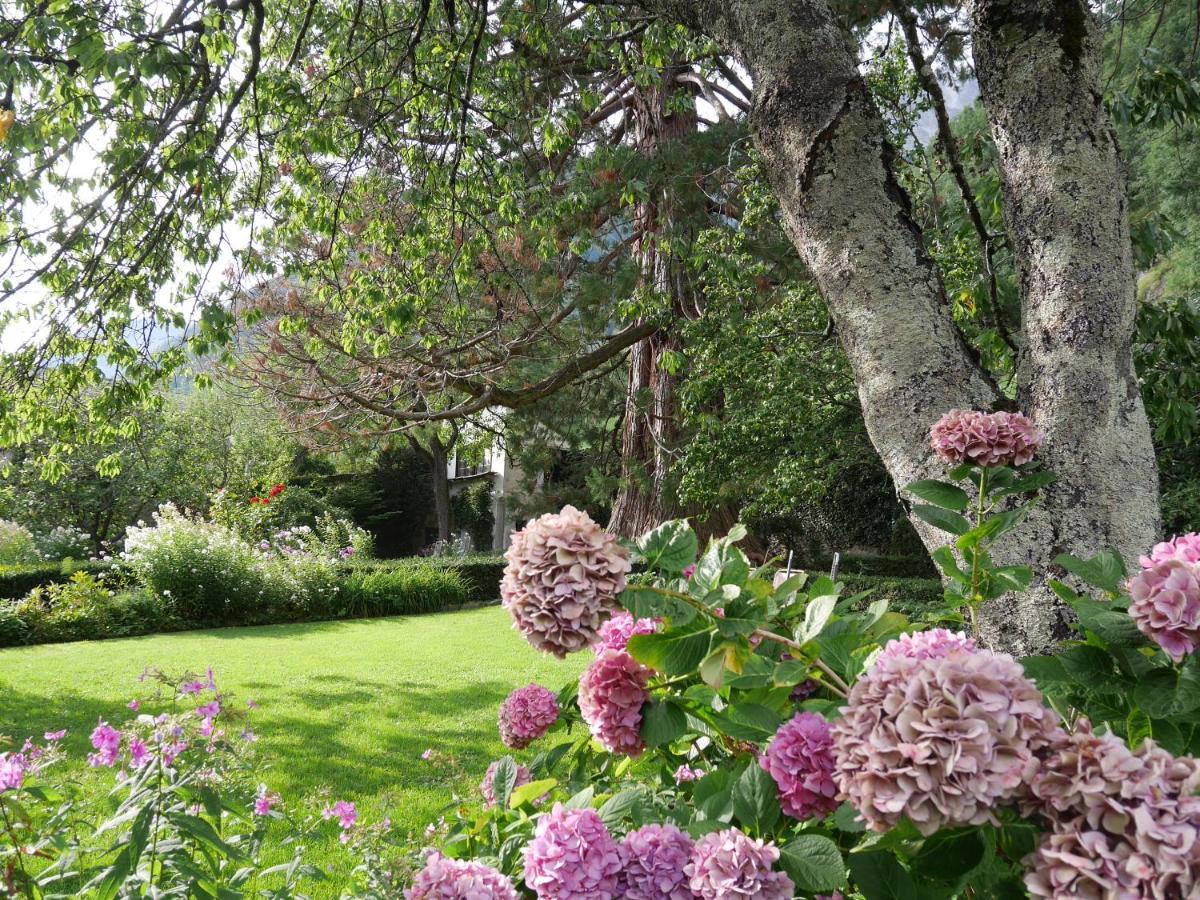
[0,518,38,565]
[32,523,91,561]
[123,504,269,623]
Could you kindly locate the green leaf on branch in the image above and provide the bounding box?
[509,778,557,809]
[628,627,712,675]
[931,546,969,584]
[992,470,1057,497]
[636,520,699,572]
[778,835,846,892]
[490,757,519,810]
[904,479,970,511]
[911,828,985,881]
[699,647,727,689]
[795,594,837,644]
[598,788,645,829]
[911,504,971,536]
[1135,666,1200,718]
[621,584,698,627]
[732,761,780,833]
[1054,549,1128,593]
[848,851,919,900]
[640,700,688,748]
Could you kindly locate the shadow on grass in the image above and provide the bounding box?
[0,671,513,815]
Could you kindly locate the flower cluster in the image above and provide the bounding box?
[832,635,1059,834]
[578,649,650,757]
[1,732,64,794]
[1024,721,1200,897]
[480,759,532,808]
[929,409,1043,468]
[323,800,358,843]
[498,683,560,750]
[595,611,659,653]
[761,712,841,820]
[685,828,794,900]
[1128,554,1200,662]
[619,823,695,900]
[1140,532,1200,567]
[674,764,705,783]
[500,506,631,657]
[522,804,623,899]
[405,851,519,900]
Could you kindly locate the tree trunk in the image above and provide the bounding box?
[609,69,698,538]
[966,0,1161,652]
[652,0,1161,654]
[409,433,453,542]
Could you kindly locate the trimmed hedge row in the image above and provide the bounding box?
[791,552,937,579]
[0,560,127,600]
[346,554,507,604]
[838,573,945,617]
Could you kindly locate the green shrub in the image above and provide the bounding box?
[349,554,505,605]
[0,602,29,647]
[0,560,127,600]
[839,573,945,617]
[105,588,180,637]
[259,554,344,622]
[15,571,120,644]
[342,564,468,617]
[0,518,38,565]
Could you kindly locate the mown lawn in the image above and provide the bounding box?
[0,606,586,894]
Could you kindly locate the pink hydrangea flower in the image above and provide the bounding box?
[832,642,1059,835]
[619,823,695,900]
[578,649,650,757]
[1128,559,1200,661]
[0,754,26,792]
[1141,532,1200,568]
[88,721,122,768]
[929,409,1043,468]
[1023,720,1200,897]
[479,759,532,808]
[875,628,976,665]
[405,851,519,900]
[686,828,794,900]
[674,764,705,783]
[501,506,631,657]
[522,804,622,899]
[761,712,841,820]
[498,683,560,750]
[595,611,659,653]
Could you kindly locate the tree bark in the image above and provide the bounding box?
[609,69,697,538]
[964,0,1161,651]
[408,432,453,542]
[652,0,1161,654]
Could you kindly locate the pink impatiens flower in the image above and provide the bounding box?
[88,721,122,768]
[578,649,650,757]
[500,506,631,657]
[1128,559,1200,662]
[498,683,560,750]
[761,712,841,820]
[522,804,622,899]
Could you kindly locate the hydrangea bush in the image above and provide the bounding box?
[390,408,1200,899]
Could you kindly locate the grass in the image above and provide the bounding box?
[0,606,586,894]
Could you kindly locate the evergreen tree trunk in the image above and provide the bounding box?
[651,0,1161,655]
[610,69,697,538]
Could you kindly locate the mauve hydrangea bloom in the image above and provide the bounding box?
[1128,558,1200,662]
[686,828,794,900]
[498,683,560,750]
[578,649,650,757]
[596,611,659,652]
[832,642,1058,835]
[480,759,531,808]
[1024,721,1200,897]
[405,851,519,900]
[929,409,1043,468]
[1141,532,1200,567]
[875,628,976,665]
[501,506,631,658]
[619,823,695,900]
[761,712,841,820]
[522,804,622,899]
[88,721,122,768]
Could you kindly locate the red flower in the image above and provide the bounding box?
[268,483,286,498]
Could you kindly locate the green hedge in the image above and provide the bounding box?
[838,574,945,617]
[347,554,506,605]
[0,560,127,600]
[789,553,937,579]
